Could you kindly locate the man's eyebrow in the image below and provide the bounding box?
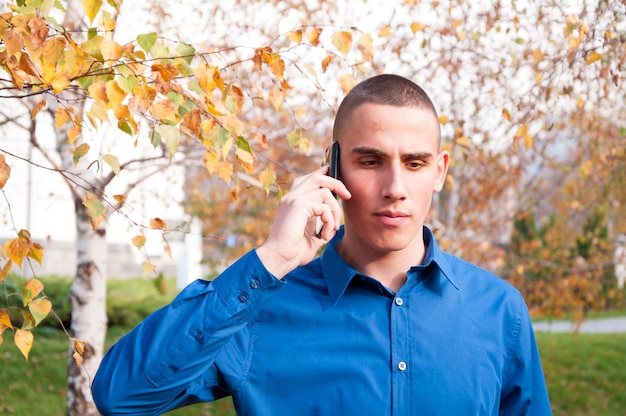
[351,146,434,160]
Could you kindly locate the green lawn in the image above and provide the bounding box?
[1,276,625,415]
[1,327,625,415]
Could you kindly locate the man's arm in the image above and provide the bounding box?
[91,168,351,415]
[499,301,552,415]
[91,250,282,415]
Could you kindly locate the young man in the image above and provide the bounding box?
[92,74,552,415]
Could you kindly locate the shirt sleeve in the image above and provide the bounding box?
[91,249,284,416]
[499,298,553,416]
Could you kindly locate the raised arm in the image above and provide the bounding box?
[91,167,350,415]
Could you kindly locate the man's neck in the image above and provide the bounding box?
[336,238,426,293]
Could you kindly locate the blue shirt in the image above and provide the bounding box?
[92,226,551,415]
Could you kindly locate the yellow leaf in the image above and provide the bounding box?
[0,154,11,190]
[142,261,155,276]
[359,33,373,60]
[525,133,533,150]
[22,278,44,307]
[67,126,82,144]
[3,30,24,57]
[216,161,233,183]
[31,99,47,119]
[83,192,106,230]
[338,73,357,95]
[308,27,323,46]
[259,168,276,195]
[203,148,219,175]
[270,56,285,81]
[579,160,592,177]
[235,148,255,173]
[455,136,472,148]
[28,242,43,265]
[113,194,126,204]
[72,339,86,366]
[131,235,146,250]
[502,108,512,121]
[379,26,391,38]
[0,309,14,329]
[410,22,424,33]
[101,39,123,63]
[0,260,12,281]
[82,0,103,23]
[15,329,34,360]
[268,89,284,110]
[105,80,126,111]
[5,237,30,268]
[585,51,602,65]
[55,107,72,129]
[287,29,302,43]
[103,154,120,175]
[28,297,52,325]
[149,218,169,230]
[150,99,178,122]
[73,339,86,355]
[73,351,84,367]
[164,242,172,260]
[514,124,528,139]
[321,55,334,73]
[88,80,107,102]
[439,115,448,124]
[331,31,352,57]
[49,72,72,94]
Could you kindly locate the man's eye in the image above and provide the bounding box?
[360,159,379,167]
[408,161,424,169]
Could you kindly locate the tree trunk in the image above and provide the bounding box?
[66,202,108,415]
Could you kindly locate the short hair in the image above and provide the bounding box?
[332,74,440,141]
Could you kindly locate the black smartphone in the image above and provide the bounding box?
[326,141,340,182]
[316,142,340,237]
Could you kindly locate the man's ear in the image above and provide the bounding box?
[433,150,450,192]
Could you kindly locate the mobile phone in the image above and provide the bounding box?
[316,142,340,237]
[326,141,340,182]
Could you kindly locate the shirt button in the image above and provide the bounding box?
[238,291,249,303]
[249,279,260,289]
[395,297,404,306]
[398,361,407,371]
[195,332,205,342]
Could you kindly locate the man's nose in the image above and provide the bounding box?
[381,164,408,200]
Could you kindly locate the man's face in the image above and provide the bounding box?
[337,102,449,259]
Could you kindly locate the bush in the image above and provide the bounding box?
[2,274,179,330]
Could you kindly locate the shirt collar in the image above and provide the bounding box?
[321,225,459,304]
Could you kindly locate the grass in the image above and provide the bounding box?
[537,332,626,415]
[1,276,625,415]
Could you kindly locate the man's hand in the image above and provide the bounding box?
[256,167,351,279]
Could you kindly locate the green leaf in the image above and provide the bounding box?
[149,130,161,148]
[137,32,157,54]
[117,75,137,94]
[235,136,251,153]
[159,124,180,158]
[73,143,90,166]
[84,192,107,229]
[176,43,195,64]
[287,129,303,149]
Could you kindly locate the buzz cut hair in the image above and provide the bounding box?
[332,74,440,142]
